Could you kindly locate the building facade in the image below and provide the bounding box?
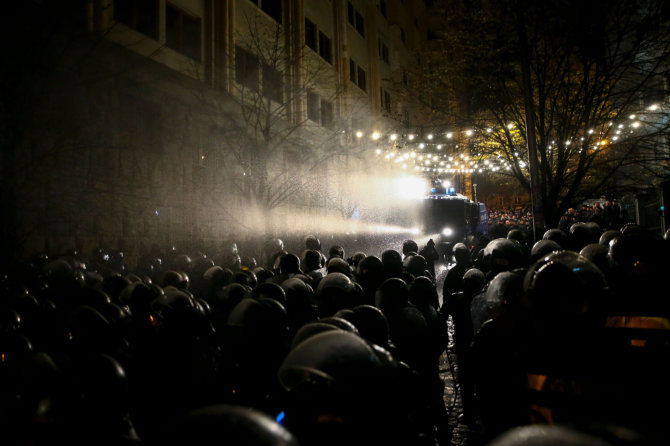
[1,0,434,264]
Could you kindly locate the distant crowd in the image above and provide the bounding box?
[487,199,629,238]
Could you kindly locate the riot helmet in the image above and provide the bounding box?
[304,235,321,251]
[542,228,568,248]
[380,249,403,278]
[167,404,299,446]
[403,254,427,278]
[529,239,561,265]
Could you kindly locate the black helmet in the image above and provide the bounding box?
[281,277,318,331]
[402,254,427,277]
[252,267,274,284]
[453,242,471,264]
[316,272,359,317]
[290,320,351,350]
[277,330,418,445]
[301,249,323,272]
[232,270,258,288]
[227,297,288,335]
[203,265,232,287]
[160,270,186,289]
[462,268,486,297]
[170,253,192,273]
[579,243,610,277]
[487,424,612,446]
[264,238,285,255]
[168,404,300,445]
[375,277,409,317]
[304,235,321,251]
[542,228,568,248]
[599,229,620,246]
[118,281,158,316]
[569,222,593,251]
[380,249,403,278]
[328,245,345,259]
[507,229,526,245]
[335,304,389,348]
[279,253,301,275]
[240,256,258,271]
[485,269,526,312]
[355,255,384,301]
[326,256,351,276]
[482,238,524,274]
[252,282,287,307]
[349,252,367,267]
[402,239,419,257]
[408,276,438,308]
[318,316,359,334]
[523,250,607,326]
[529,239,561,264]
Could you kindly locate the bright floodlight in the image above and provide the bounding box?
[392,175,429,200]
[442,227,454,236]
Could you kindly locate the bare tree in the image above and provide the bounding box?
[406,0,670,227]
[188,9,370,235]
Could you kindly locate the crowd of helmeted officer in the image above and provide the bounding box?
[1,221,670,446]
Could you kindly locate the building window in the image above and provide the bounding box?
[347,2,365,37]
[321,99,333,128]
[305,18,332,65]
[378,39,389,64]
[235,46,260,92]
[166,3,202,61]
[380,88,391,112]
[355,11,365,36]
[379,0,387,18]
[357,66,366,91]
[305,18,317,51]
[318,31,332,64]
[114,0,159,40]
[349,59,366,92]
[307,91,320,122]
[262,64,283,103]
[248,0,282,23]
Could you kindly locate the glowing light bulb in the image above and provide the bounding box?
[356,131,363,138]
[446,132,453,139]
[372,132,381,140]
